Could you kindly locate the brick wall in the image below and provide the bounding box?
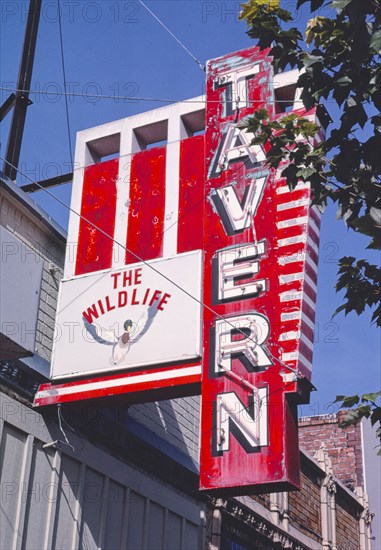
[336,488,361,549]
[299,413,364,491]
[288,460,322,544]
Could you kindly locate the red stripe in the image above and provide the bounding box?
[300,319,314,342]
[276,206,308,224]
[34,371,201,406]
[309,206,321,228]
[306,243,319,267]
[75,159,118,275]
[299,340,313,362]
[308,224,320,246]
[125,147,166,264]
[302,300,316,322]
[303,280,317,302]
[305,262,319,284]
[178,136,205,254]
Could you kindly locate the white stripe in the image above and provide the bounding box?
[303,292,316,311]
[282,349,313,369]
[163,114,181,256]
[309,217,320,237]
[311,204,323,217]
[279,272,304,285]
[301,311,315,328]
[299,351,312,370]
[278,252,305,265]
[279,331,299,341]
[304,272,317,293]
[35,365,202,400]
[280,290,303,302]
[277,234,307,248]
[277,216,309,229]
[113,131,133,268]
[305,254,318,271]
[306,235,319,255]
[276,182,310,195]
[300,331,314,350]
[281,311,301,322]
[277,198,310,211]
[282,351,298,362]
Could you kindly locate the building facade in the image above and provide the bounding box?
[0,46,375,550]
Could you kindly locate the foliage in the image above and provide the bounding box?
[240,0,380,444]
[335,257,381,324]
[334,392,381,454]
[240,0,381,324]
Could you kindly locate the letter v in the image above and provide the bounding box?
[212,174,268,235]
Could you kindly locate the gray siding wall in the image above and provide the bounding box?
[0,191,65,362]
[0,392,204,550]
[129,397,200,463]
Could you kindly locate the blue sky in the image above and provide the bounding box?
[1,0,379,412]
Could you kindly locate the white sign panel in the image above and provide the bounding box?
[51,251,202,379]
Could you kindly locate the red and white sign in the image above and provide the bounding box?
[34,46,321,495]
[199,47,320,494]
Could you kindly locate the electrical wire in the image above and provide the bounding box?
[57,404,75,452]
[57,0,73,171]
[0,86,307,105]
[0,153,303,380]
[138,0,205,71]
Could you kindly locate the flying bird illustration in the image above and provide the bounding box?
[82,303,158,365]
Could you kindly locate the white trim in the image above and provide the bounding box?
[277,216,309,229]
[277,234,306,248]
[276,181,310,195]
[279,331,299,341]
[276,198,310,211]
[279,272,304,285]
[282,351,298,362]
[112,120,133,268]
[278,252,305,266]
[163,111,181,257]
[35,365,202,400]
[281,311,301,322]
[280,290,303,303]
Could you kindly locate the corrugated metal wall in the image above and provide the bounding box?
[0,393,204,550]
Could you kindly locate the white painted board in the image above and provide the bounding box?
[51,250,202,379]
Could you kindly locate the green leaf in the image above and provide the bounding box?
[362,391,381,402]
[303,54,324,69]
[370,29,381,53]
[334,395,347,403]
[337,76,352,86]
[372,408,381,426]
[341,394,360,407]
[332,0,351,12]
[297,166,316,179]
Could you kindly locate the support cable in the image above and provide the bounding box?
[57,0,73,170]
[138,0,205,71]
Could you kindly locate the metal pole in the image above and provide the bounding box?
[3,0,42,181]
